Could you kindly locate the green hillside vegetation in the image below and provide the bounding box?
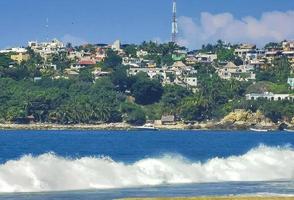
[0,41,293,125]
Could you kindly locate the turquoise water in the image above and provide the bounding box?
[0,130,294,199]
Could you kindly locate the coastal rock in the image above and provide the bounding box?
[220,109,275,129]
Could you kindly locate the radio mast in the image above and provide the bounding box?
[171,0,178,43]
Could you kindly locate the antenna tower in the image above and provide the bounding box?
[172,0,178,43]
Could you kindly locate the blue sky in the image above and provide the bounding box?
[0,0,293,49]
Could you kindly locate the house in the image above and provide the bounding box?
[234,44,256,57]
[67,50,83,60]
[95,48,107,62]
[122,57,141,67]
[217,62,255,81]
[249,59,267,69]
[92,69,111,80]
[172,61,187,69]
[28,39,65,59]
[283,51,294,66]
[0,47,27,54]
[288,78,294,90]
[64,69,79,78]
[10,53,30,64]
[246,92,294,101]
[136,50,148,58]
[78,60,96,67]
[265,50,282,62]
[184,77,198,87]
[14,115,35,124]
[282,41,294,51]
[195,53,217,63]
[185,55,198,65]
[128,67,168,80]
[161,115,176,125]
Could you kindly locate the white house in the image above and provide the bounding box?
[246,92,294,101]
[122,57,141,67]
[0,47,27,54]
[128,67,168,80]
[195,53,217,63]
[184,77,198,87]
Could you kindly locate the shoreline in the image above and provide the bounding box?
[0,122,289,131]
[121,198,294,200]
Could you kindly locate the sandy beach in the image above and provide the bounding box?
[122,197,294,200]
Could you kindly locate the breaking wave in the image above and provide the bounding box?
[0,145,294,193]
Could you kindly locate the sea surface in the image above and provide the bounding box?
[0,130,294,200]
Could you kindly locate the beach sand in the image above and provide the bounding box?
[122,197,294,200]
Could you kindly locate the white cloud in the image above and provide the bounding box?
[178,11,294,49]
[61,34,88,46]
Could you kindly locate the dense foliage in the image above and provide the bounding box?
[0,40,293,125]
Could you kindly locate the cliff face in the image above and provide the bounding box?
[218,109,275,130]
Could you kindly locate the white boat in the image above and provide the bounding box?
[285,129,294,133]
[134,124,159,131]
[250,128,269,132]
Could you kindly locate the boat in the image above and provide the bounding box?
[284,129,294,133]
[134,123,159,131]
[250,128,269,132]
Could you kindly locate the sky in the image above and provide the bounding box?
[0,0,293,49]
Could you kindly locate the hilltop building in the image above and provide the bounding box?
[111,40,121,51]
[28,39,65,59]
[10,53,30,64]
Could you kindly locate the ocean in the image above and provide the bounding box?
[0,130,294,199]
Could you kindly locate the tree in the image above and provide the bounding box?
[103,49,122,69]
[256,57,291,83]
[217,48,236,62]
[79,68,94,83]
[51,51,72,72]
[161,85,192,113]
[111,67,134,92]
[0,54,13,67]
[131,78,163,105]
[179,94,209,121]
[121,102,146,125]
[124,44,137,57]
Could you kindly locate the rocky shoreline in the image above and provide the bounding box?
[0,122,291,132]
[0,110,293,131]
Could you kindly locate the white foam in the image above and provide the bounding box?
[0,145,294,193]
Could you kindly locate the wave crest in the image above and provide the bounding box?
[0,145,294,193]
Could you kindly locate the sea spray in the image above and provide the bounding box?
[0,145,293,193]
